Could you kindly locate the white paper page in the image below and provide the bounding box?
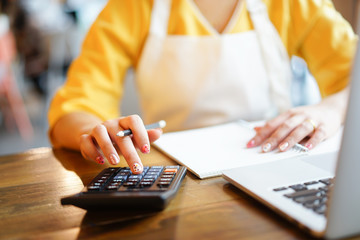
[154,122,307,178]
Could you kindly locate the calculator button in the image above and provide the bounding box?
[148,168,161,172]
[139,182,153,188]
[150,166,164,169]
[159,177,173,181]
[127,178,140,183]
[87,185,101,191]
[105,181,122,190]
[165,166,179,169]
[118,172,130,176]
[149,167,162,171]
[103,168,117,174]
[129,175,143,179]
[115,173,130,181]
[162,172,176,176]
[157,182,171,188]
[141,179,154,183]
[145,172,160,176]
[123,182,137,187]
[159,178,173,183]
[105,185,118,190]
[143,177,156,182]
[113,179,126,184]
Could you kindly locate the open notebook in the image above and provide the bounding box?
[153,120,343,179]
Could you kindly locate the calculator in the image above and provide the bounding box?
[61,165,187,210]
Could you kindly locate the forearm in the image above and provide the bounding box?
[50,112,103,151]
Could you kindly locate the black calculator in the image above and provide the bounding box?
[61,165,187,210]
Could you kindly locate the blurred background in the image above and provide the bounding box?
[0,0,359,155]
[0,0,109,155]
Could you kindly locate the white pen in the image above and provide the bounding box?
[116,120,167,137]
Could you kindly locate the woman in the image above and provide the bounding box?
[48,0,358,173]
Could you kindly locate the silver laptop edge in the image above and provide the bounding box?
[325,44,360,239]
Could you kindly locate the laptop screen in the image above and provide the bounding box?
[326,44,360,239]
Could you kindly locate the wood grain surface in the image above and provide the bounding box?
[0,147,359,240]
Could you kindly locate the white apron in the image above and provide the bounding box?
[135,0,292,132]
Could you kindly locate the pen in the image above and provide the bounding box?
[116,120,167,137]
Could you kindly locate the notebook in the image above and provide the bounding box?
[222,44,360,239]
[154,120,342,179]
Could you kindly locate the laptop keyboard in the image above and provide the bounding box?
[273,177,335,215]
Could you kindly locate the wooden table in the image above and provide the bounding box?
[0,147,359,240]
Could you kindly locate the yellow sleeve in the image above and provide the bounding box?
[48,0,153,130]
[265,0,358,97]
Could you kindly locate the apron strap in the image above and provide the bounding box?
[149,0,172,37]
[246,0,292,114]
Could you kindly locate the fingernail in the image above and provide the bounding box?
[96,156,105,164]
[247,140,255,148]
[279,142,289,151]
[305,143,313,150]
[109,153,120,165]
[262,143,272,152]
[141,144,150,154]
[132,163,142,173]
[254,126,262,132]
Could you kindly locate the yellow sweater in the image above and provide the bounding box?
[48,0,358,130]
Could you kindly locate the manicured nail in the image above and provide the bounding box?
[305,143,313,150]
[132,163,142,173]
[109,153,120,165]
[141,144,150,154]
[262,143,272,152]
[96,156,105,164]
[254,126,262,132]
[279,142,289,151]
[247,140,255,148]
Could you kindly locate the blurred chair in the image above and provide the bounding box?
[0,15,33,140]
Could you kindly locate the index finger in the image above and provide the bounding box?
[116,135,144,174]
[246,112,291,148]
[117,115,151,154]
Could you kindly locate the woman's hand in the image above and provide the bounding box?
[79,115,162,173]
[246,88,349,152]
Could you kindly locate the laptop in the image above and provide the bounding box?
[222,44,360,239]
